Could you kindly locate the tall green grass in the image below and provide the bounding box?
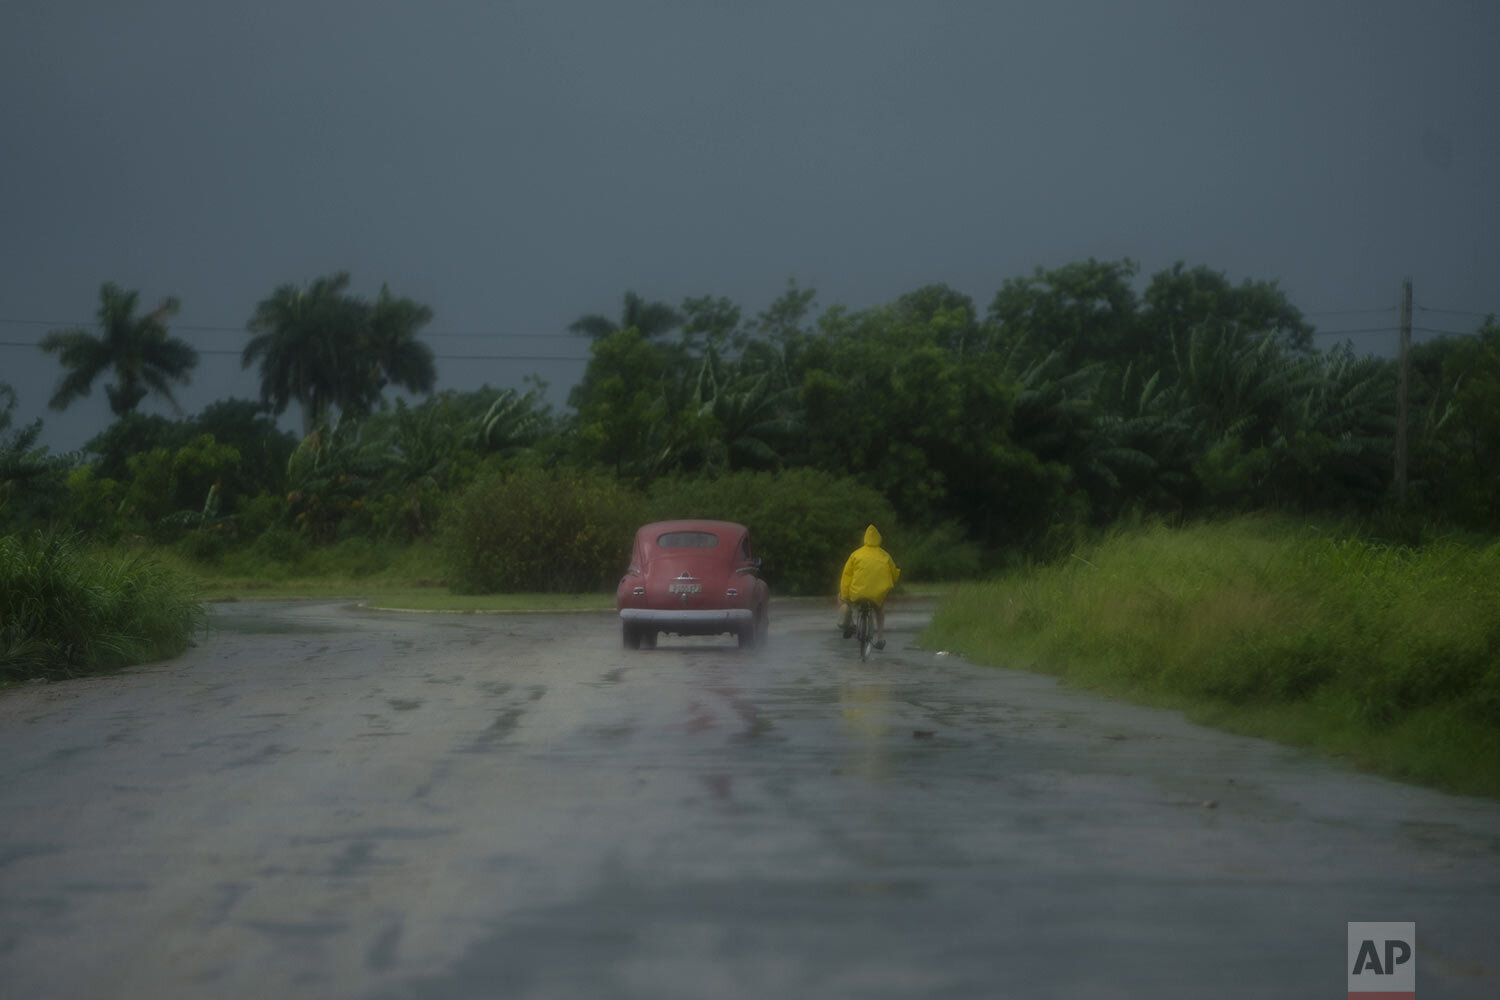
[161,536,449,598]
[0,532,205,681]
[924,517,1500,797]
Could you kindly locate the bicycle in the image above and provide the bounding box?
[853,598,878,662]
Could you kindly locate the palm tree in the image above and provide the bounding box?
[40,282,198,416]
[243,273,354,435]
[243,274,436,434]
[345,284,436,417]
[691,352,802,471]
[477,386,548,455]
[569,290,682,340]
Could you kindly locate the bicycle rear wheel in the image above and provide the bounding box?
[857,604,873,661]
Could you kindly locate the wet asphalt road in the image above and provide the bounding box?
[0,599,1497,999]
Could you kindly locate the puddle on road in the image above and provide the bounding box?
[206,609,342,636]
[1397,820,1500,858]
[471,708,526,748]
[242,917,349,941]
[220,744,293,769]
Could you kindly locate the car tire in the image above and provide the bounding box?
[622,623,640,650]
[738,608,765,649]
[640,630,658,649]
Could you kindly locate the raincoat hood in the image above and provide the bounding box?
[840,525,899,603]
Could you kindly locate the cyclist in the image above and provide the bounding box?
[837,524,900,649]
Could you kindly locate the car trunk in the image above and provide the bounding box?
[644,553,735,610]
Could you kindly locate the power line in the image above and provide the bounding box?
[1417,305,1490,318]
[1412,326,1478,337]
[0,317,581,340]
[0,340,590,361]
[1306,305,1490,320]
[0,318,248,333]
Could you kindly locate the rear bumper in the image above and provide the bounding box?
[620,608,752,635]
[620,608,752,623]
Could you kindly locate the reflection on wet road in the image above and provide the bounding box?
[0,600,1496,998]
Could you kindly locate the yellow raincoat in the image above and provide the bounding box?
[839,525,900,605]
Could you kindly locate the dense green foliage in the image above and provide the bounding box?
[923,519,1500,796]
[550,265,1494,548]
[1407,318,1500,526]
[0,532,204,680]
[441,468,642,593]
[9,261,1498,597]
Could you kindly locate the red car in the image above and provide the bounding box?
[616,519,770,649]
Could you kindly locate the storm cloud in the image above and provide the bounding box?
[2,1,1496,449]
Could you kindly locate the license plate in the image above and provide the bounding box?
[668,583,701,594]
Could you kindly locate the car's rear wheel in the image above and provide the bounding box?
[640,629,658,649]
[737,606,767,649]
[622,623,640,649]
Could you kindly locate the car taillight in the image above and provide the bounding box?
[725,587,739,597]
[632,586,646,597]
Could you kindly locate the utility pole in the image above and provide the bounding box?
[1394,277,1412,503]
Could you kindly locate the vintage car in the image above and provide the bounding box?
[616,519,770,649]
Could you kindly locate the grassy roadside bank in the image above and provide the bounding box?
[1,533,204,682]
[922,518,1500,799]
[0,529,617,686]
[151,542,615,610]
[150,539,449,602]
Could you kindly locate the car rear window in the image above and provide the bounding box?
[657,531,719,548]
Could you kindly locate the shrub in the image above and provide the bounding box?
[0,532,204,680]
[299,536,405,579]
[173,523,232,565]
[234,492,291,540]
[887,520,983,583]
[248,525,311,570]
[647,469,899,595]
[112,434,244,542]
[63,466,127,541]
[441,468,643,593]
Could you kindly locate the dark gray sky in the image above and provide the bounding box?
[3,1,1496,451]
